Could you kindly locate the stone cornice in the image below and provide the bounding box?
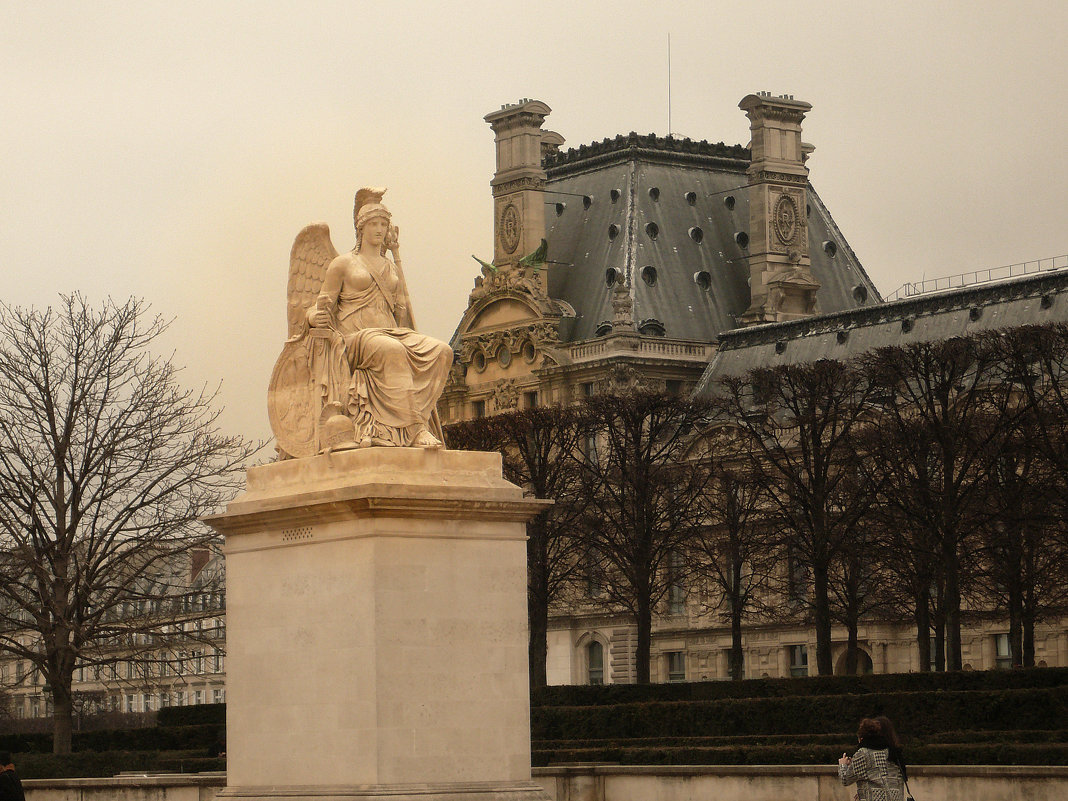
[717,269,1068,351]
[544,133,749,178]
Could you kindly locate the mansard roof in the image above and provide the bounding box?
[694,268,1068,396]
[539,134,881,345]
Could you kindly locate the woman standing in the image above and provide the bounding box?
[838,716,907,801]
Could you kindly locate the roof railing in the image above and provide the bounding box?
[884,254,1068,302]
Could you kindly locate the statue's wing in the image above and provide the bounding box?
[287,223,339,339]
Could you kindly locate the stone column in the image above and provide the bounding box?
[737,92,820,325]
[205,448,551,801]
[484,99,556,270]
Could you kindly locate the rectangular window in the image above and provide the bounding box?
[192,650,203,674]
[582,382,594,397]
[175,691,185,707]
[126,694,136,713]
[583,433,597,464]
[142,693,152,712]
[213,688,224,704]
[213,650,224,673]
[524,390,538,409]
[789,644,809,677]
[666,380,682,396]
[995,633,1012,670]
[473,399,486,418]
[159,692,169,708]
[667,550,686,616]
[587,641,604,686]
[667,652,686,682]
[194,690,204,705]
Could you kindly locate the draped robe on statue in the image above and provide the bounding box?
[312,251,452,447]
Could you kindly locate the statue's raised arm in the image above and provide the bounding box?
[268,188,452,458]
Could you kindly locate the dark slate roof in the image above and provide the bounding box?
[540,133,881,345]
[694,268,1068,396]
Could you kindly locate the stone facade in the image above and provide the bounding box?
[1,548,226,721]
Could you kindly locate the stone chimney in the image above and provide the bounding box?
[484,99,557,266]
[737,92,820,325]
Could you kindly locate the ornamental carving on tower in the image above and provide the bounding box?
[768,188,807,255]
[499,203,522,254]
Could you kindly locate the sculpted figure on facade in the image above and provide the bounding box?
[268,188,452,458]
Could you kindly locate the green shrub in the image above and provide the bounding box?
[156,703,225,728]
[532,741,1068,767]
[533,733,849,749]
[532,686,1068,741]
[0,733,52,754]
[0,724,224,755]
[532,666,1068,707]
[13,749,222,779]
[921,729,1068,745]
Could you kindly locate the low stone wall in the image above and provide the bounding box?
[24,773,225,801]
[530,764,1068,801]
[23,765,1068,801]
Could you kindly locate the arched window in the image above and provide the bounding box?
[587,641,604,685]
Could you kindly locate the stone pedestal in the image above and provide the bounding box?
[205,448,551,801]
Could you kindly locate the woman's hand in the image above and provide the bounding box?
[838,753,851,766]
[308,297,332,328]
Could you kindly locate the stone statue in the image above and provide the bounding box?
[268,188,452,458]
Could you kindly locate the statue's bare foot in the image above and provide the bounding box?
[411,428,443,449]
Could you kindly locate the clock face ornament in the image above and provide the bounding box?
[500,203,522,254]
[773,193,799,246]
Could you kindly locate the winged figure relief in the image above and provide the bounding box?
[268,189,452,459]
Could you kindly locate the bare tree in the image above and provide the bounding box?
[859,334,1015,671]
[826,512,893,675]
[0,295,257,753]
[445,406,588,688]
[717,358,873,676]
[686,447,774,680]
[576,392,710,683]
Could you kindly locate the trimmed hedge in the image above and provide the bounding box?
[0,724,223,755]
[531,686,1068,740]
[12,749,218,779]
[532,666,1068,707]
[534,729,1068,751]
[534,733,850,749]
[532,742,1068,767]
[156,703,225,728]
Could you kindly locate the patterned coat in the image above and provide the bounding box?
[838,747,904,801]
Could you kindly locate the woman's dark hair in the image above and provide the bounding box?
[857,718,882,739]
[875,715,902,749]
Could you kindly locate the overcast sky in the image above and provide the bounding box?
[2,1,1065,447]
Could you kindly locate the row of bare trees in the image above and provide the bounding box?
[446,324,1068,686]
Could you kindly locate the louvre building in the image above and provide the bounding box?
[441,96,1068,683]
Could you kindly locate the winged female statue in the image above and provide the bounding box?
[268,188,452,459]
